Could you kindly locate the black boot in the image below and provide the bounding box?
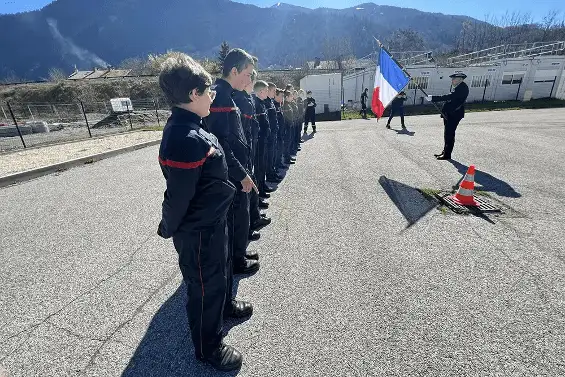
[245,249,259,260]
[234,259,260,274]
[225,300,254,318]
[248,231,260,241]
[198,343,243,372]
[386,123,391,129]
[312,126,316,133]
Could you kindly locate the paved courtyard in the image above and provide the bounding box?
[0,108,564,376]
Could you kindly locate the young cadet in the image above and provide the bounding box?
[252,80,273,198]
[304,90,317,133]
[246,73,272,232]
[290,90,300,155]
[282,90,295,165]
[274,88,286,170]
[233,72,262,242]
[265,82,282,183]
[156,53,241,371]
[205,48,260,277]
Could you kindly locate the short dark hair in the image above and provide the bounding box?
[306,90,312,94]
[284,90,292,98]
[222,48,255,77]
[267,82,276,89]
[159,52,212,105]
[285,84,293,90]
[275,88,284,96]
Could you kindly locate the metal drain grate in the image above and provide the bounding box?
[436,191,502,214]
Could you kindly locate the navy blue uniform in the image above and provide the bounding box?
[206,78,251,271]
[157,107,235,359]
[265,97,279,179]
[274,100,285,169]
[304,97,316,132]
[432,82,469,158]
[233,90,261,228]
[289,101,299,153]
[253,95,270,194]
[387,95,407,127]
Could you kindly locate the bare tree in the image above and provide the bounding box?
[541,10,561,41]
[385,29,426,53]
[322,36,354,70]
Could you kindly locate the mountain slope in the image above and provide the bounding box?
[0,0,473,80]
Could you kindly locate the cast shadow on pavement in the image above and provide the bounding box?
[301,132,315,142]
[379,176,437,230]
[393,127,415,136]
[121,283,245,377]
[449,160,521,198]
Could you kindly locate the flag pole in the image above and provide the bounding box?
[373,37,447,119]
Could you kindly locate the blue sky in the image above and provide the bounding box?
[0,0,561,21]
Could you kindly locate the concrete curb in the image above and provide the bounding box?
[0,139,161,188]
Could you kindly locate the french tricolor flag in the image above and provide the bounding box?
[371,48,410,119]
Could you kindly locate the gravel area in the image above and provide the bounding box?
[0,131,162,177]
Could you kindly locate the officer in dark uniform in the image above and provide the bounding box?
[265,82,282,183]
[360,88,368,119]
[386,91,407,129]
[304,90,317,133]
[206,48,260,276]
[427,73,469,160]
[156,53,242,371]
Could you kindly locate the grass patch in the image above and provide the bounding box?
[418,188,441,201]
[139,125,164,131]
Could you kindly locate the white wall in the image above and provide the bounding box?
[299,73,342,113]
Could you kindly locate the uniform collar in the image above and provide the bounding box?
[170,107,202,127]
[214,78,233,91]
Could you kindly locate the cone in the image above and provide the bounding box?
[450,165,479,206]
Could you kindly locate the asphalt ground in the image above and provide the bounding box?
[0,108,564,376]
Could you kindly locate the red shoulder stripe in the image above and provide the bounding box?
[159,147,215,169]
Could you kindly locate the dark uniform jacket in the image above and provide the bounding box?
[232,90,254,170]
[274,100,284,139]
[304,97,316,113]
[158,107,236,238]
[253,95,270,141]
[361,92,368,108]
[265,97,278,140]
[432,82,470,121]
[391,95,407,110]
[205,78,251,185]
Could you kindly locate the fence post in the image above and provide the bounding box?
[516,80,522,101]
[126,102,133,130]
[27,105,35,120]
[549,76,557,98]
[7,101,26,148]
[154,99,161,127]
[1,104,7,122]
[482,79,488,102]
[80,100,92,138]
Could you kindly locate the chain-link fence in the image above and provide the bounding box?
[0,98,171,153]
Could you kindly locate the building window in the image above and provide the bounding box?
[502,72,525,85]
[534,70,558,83]
[408,77,429,90]
[471,75,492,88]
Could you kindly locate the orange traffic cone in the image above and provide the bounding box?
[450,165,479,206]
